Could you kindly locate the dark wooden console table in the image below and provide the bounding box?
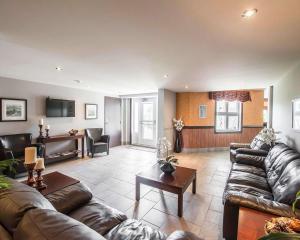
[38,134,85,162]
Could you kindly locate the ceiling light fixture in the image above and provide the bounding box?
[56,66,63,71]
[185,85,189,89]
[73,80,83,84]
[241,8,257,18]
[163,74,168,78]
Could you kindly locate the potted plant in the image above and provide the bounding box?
[158,155,179,174]
[0,158,18,190]
[173,118,184,153]
[259,191,300,239]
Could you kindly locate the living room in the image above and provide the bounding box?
[0,1,300,240]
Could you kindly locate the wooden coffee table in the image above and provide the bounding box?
[22,171,79,196]
[136,164,197,217]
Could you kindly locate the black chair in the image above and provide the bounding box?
[85,128,110,157]
[0,133,44,178]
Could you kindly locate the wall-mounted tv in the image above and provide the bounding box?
[46,98,75,117]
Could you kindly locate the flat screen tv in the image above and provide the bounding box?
[46,98,75,117]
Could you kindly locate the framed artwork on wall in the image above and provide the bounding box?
[0,98,27,122]
[292,99,300,131]
[85,103,98,120]
[199,105,207,118]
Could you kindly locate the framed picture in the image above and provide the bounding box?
[85,104,98,120]
[0,98,27,122]
[292,99,300,131]
[199,105,207,118]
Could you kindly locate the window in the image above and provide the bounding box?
[215,101,242,132]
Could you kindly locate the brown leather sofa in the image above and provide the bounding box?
[0,133,44,177]
[223,143,300,240]
[229,136,272,162]
[0,178,202,240]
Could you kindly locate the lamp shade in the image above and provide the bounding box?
[24,147,37,164]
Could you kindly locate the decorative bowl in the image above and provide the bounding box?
[68,129,78,136]
[264,217,300,234]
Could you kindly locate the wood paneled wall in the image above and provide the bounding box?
[182,127,261,148]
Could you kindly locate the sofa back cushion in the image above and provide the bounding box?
[14,208,106,240]
[250,137,271,152]
[0,224,12,240]
[0,179,55,234]
[0,134,32,159]
[272,159,300,205]
[265,144,300,189]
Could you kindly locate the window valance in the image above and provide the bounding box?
[209,90,251,102]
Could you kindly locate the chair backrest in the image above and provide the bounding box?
[85,128,103,143]
[0,133,32,159]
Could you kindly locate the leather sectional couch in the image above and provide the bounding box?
[0,178,201,240]
[223,143,300,240]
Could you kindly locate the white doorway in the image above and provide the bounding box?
[131,97,157,147]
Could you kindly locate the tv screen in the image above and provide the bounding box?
[46,98,75,117]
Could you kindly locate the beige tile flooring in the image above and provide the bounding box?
[42,146,231,240]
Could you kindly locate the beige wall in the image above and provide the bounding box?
[176,90,264,127]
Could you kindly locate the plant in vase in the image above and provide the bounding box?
[0,158,18,190]
[259,190,300,239]
[173,118,184,153]
[257,128,277,146]
[158,155,179,174]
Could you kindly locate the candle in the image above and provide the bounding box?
[45,125,50,130]
[35,158,45,170]
[39,118,44,126]
[25,147,37,164]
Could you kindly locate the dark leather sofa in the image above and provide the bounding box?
[0,133,44,177]
[85,128,110,157]
[0,178,202,240]
[223,143,300,240]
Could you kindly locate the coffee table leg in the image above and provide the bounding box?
[192,176,196,194]
[136,178,140,201]
[178,193,183,217]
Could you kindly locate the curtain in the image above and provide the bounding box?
[209,90,251,102]
[121,98,131,145]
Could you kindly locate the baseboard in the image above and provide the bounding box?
[182,147,229,153]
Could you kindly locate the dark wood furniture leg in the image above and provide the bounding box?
[81,136,85,158]
[136,177,140,201]
[192,175,196,194]
[178,193,183,217]
[75,139,79,157]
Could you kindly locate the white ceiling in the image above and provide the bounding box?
[0,0,299,95]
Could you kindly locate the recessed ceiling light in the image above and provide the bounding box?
[185,85,189,89]
[56,66,63,71]
[241,9,258,18]
[163,74,168,78]
[73,80,83,84]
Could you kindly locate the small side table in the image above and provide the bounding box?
[22,171,79,196]
[238,207,276,240]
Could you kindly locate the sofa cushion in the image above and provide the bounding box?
[105,219,166,240]
[0,224,12,240]
[45,182,93,214]
[166,231,203,240]
[272,160,300,205]
[232,163,266,178]
[14,208,105,240]
[68,198,127,236]
[227,171,271,192]
[250,137,271,152]
[225,183,273,200]
[0,179,55,234]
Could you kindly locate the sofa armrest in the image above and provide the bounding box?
[235,154,266,169]
[236,148,268,157]
[224,190,300,218]
[45,183,93,214]
[230,143,251,150]
[167,231,203,240]
[100,135,110,144]
[2,148,14,159]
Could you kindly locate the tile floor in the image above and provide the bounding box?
[41,146,231,240]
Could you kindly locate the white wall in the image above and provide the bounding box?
[0,77,107,139]
[273,62,300,152]
[157,88,176,147]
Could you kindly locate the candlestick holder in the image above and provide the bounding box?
[24,163,37,187]
[35,169,47,190]
[45,129,49,138]
[39,124,44,138]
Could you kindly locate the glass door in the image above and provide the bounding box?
[131,97,157,147]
